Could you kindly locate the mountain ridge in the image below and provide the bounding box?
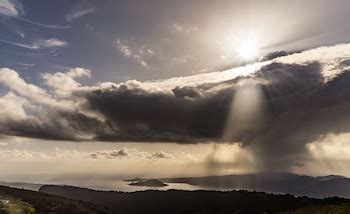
[131,172,350,198]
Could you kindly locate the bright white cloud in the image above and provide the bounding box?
[35,38,68,48]
[0,67,84,129]
[0,68,53,105]
[66,67,91,78]
[42,67,90,96]
[293,132,350,177]
[307,133,350,161]
[0,0,22,17]
[142,43,350,90]
[0,92,29,121]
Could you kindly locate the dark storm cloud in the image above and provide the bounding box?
[87,81,232,142]
[1,44,350,170]
[234,62,350,170]
[84,62,324,144]
[83,60,350,170]
[0,109,113,141]
[259,50,289,61]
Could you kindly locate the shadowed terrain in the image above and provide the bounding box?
[1,183,350,213]
[40,185,350,214]
[0,186,106,214]
[127,173,350,198]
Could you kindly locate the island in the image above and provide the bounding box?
[128,179,168,187]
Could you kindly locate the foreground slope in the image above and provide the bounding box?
[0,186,106,214]
[40,185,350,214]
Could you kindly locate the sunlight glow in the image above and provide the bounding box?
[237,38,259,60]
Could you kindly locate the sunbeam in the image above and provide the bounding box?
[224,83,266,144]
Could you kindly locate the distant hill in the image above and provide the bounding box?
[315,175,346,181]
[154,172,350,198]
[0,181,42,191]
[39,185,350,214]
[2,172,350,198]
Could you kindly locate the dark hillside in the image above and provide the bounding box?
[40,185,350,214]
[0,186,106,214]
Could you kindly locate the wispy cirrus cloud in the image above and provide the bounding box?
[0,38,67,50]
[115,38,156,68]
[0,0,69,29]
[66,7,95,22]
[34,38,68,48]
[15,16,70,29]
[171,23,198,34]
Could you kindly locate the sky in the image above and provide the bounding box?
[1,0,350,83]
[1,0,350,187]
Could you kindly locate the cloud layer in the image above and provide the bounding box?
[1,44,350,170]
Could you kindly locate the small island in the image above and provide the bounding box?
[128,179,168,187]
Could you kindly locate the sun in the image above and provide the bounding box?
[237,38,259,60]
